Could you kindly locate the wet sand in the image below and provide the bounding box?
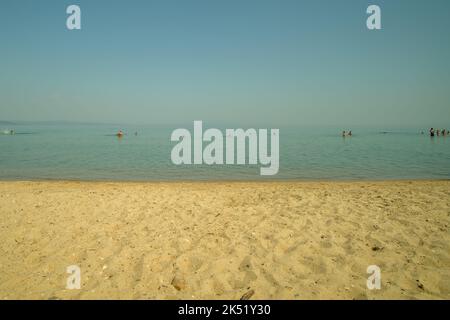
[0,180,449,300]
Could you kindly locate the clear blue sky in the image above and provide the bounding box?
[1,0,449,126]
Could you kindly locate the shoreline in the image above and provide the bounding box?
[0,178,449,184]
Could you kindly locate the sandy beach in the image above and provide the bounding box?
[0,180,449,300]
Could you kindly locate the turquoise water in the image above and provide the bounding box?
[0,124,449,181]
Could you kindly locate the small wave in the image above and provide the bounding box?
[1,132,35,135]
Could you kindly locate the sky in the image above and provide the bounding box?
[0,0,450,126]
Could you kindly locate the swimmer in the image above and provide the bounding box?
[429,128,435,137]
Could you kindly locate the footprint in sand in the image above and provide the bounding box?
[229,256,258,290]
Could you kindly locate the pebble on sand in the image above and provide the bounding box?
[171,275,186,291]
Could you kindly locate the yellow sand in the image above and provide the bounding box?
[0,180,449,300]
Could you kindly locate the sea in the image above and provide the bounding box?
[0,123,449,181]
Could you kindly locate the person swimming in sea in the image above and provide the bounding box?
[116,130,124,137]
[342,130,346,137]
[429,128,435,137]
[347,130,352,136]
[1,129,15,135]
